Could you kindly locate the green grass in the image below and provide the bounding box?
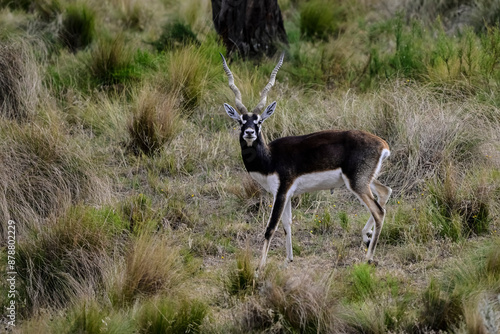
[60,2,96,52]
[1,0,500,332]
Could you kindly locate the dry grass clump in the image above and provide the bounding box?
[235,269,342,333]
[161,44,221,110]
[427,165,496,240]
[128,86,181,155]
[0,39,40,120]
[111,0,149,30]
[358,83,491,193]
[13,205,124,315]
[106,233,186,307]
[420,237,500,332]
[399,0,500,33]
[0,120,106,242]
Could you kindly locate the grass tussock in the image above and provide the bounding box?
[236,269,341,333]
[427,165,496,240]
[60,2,96,52]
[128,86,181,155]
[84,35,136,88]
[0,39,41,121]
[367,83,491,192]
[420,238,500,332]
[107,233,186,307]
[0,120,106,241]
[13,205,124,316]
[113,0,150,30]
[300,0,346,41]
[135,296,208,334]
[226,246,255,297]
[160,43,222,110]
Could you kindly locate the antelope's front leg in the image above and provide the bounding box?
[258,191,288,272]
[282,198,293,264]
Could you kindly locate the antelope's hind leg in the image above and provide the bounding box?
[362,180,392,247]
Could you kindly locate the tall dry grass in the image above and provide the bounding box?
[106,233,187,307]
[0,39,41,120]
[128,86,181,155]
[0,119,108,242]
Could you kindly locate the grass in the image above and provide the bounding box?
[1,0,500,332]
[128,86,181,155]
[0,38,40,120]
[60,2,96,52]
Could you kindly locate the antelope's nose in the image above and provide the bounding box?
[245,129,255,136]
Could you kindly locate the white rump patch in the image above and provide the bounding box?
[374,148,390,178]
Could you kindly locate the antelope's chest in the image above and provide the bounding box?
[249,172,279,195]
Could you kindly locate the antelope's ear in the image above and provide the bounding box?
[224,103,241,121]
[260,101,277,122]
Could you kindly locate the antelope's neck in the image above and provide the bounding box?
[240,135,271,174]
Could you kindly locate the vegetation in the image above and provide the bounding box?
[0,0,499,332]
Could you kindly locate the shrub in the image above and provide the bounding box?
[128,87,180,155]
[60,3,96,52]
[480,25,500,81]
[0,39,40,120]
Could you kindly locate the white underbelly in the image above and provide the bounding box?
[249,169,344,197]
[290,169,344,195]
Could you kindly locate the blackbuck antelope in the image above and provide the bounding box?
[221,53,392,271]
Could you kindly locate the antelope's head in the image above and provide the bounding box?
[221,52,284,147]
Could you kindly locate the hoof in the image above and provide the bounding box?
[367,259,378,267]
[364,239,371,248]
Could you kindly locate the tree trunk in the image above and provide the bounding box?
[212,0,288,59]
